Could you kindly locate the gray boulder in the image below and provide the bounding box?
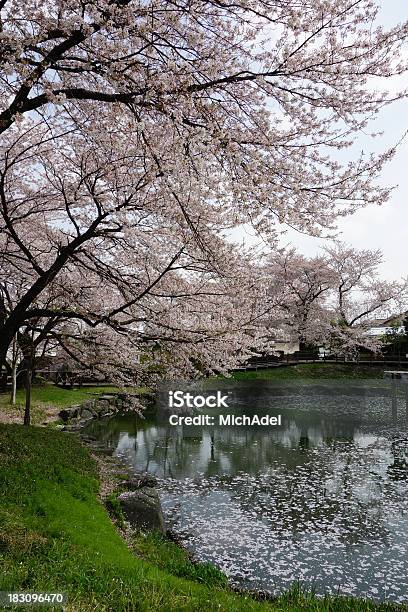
[58,407,78,422]
[118,488,165,533]
[125,473,158,490]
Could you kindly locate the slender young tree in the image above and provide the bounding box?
[9,335,20,405]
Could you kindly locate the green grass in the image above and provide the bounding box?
[0,425,268,611]
[133,531,228,588]
[0,425,406,611]
[0,383,148,425]
[231,363,393,381]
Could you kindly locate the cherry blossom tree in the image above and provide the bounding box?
[324,242,408,356]
[1,178,272,424]
[266,249,335,348]
[1,0,408,385]
[263,243,408,357]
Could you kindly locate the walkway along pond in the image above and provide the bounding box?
[84,379,408,604]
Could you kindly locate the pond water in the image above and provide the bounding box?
[84,380,408,603]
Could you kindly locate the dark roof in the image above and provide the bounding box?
[375,311,408,327]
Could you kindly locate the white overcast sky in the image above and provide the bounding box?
[261,0,408,281]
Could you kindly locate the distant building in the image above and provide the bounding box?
[269,336,300,355]
[265,323,300,355]
[366,311,408,338]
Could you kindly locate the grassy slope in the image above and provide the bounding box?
[0,425,269,612]
[0,425,405,612]
[231,363,391,381]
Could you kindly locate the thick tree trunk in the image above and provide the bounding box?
[0,343,8,376]
[0,222,102,372]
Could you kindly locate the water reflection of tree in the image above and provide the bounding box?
[121,426,208,478]
[83,413,141,449]
[86,411,366,480]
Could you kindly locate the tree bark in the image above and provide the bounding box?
[18,331,35,427]
[10,335,18,405]
[11,363,17,405]
[23,357,32,426]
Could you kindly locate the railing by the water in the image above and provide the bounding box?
[235,353,408,371]
[0,368,111,391]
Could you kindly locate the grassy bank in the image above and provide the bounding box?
[0,425,406,611]
[0,384,147,425]
[0,424,268,611]
[232,363,395,381]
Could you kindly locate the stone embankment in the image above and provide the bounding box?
[69,392,165,534]
[85,435,166,534]
[58,392,154,426]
